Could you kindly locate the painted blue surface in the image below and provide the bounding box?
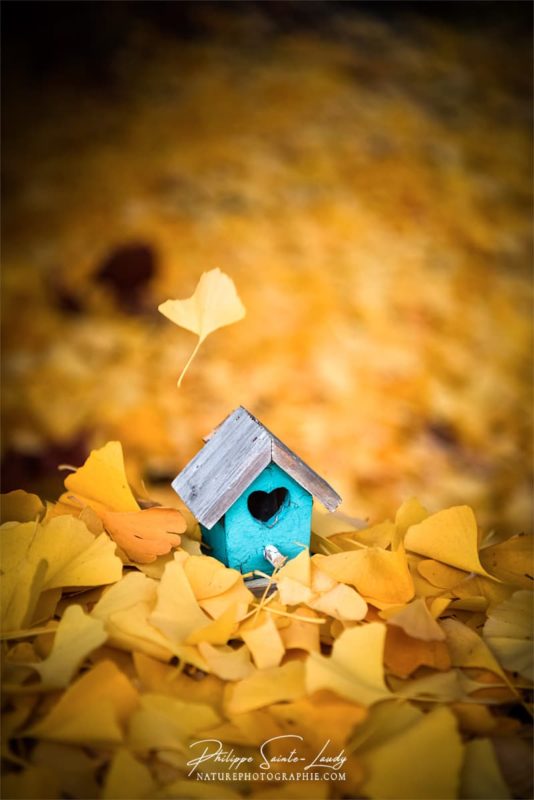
[201,462,312,574]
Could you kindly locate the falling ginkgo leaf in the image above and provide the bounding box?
[158,268,246,386]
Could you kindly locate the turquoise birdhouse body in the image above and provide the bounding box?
[173,407,341,575]
[201,462,313,574]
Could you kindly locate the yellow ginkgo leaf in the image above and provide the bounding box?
[36,519,122,591]
[279,606,321,653]
[460,738,511,799]
[451,574,514,609]
[479,533,534,589]
[348,698,424,754]
[313,545,414,605]
[483,590,533,680]
[30,605,107,688]
[149,554,210,644]
[186,603,238,646]
[92,571,157,620]
[306,623,391,706]
[277,576,313,606]
[441,617,508,682]
[333,520,396,550]
[28,660,139,745]
[197,642,255,681]
[390,668,481,702]
[224,660,306,715]
[102,749,156,800]
[405,506,493,577]
[308,583,368,621]
[387,598,446,642]
[276,548,311,586]
[63,441,139,514]
[417,559,466,589]
[133,652,224,707]
[92,572,204,667]
[1,555,48,633]
[183,555,241,599]
[310,564,337,594]
[270,693,367,752]
[241,614,285,669]
[199,579,253,622]
[1,517,121,632]
[395,497,428,538]
[31,741,100,800]
[158,268,246,386]
[201,708,284,747]
[429,597,452,618]
[0,490,44,524]
[128,693,221,752]
[361,706,463,800]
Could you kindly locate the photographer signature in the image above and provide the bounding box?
[187,735,347,776]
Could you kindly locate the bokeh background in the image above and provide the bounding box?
[2,1,532,533]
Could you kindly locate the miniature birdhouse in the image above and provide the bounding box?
[172,406,341,574]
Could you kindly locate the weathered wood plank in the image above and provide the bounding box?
[172,407,271,529]
[271,438,341,512]
[173,405,342,527]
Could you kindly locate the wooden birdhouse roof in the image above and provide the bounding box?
[173,406,341,529]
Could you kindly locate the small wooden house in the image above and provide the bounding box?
[173,406,341,574]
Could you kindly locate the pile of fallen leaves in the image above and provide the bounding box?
[2,441,532,799]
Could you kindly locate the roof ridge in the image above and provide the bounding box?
[173,405,341,527]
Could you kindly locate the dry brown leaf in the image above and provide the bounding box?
[384,625,452,678]
[100,507,185,563]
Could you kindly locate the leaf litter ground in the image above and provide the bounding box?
[1,441,532,799]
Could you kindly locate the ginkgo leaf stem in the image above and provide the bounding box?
[177,338,202,387]
[0,623,59,640]
[253,563,281,620]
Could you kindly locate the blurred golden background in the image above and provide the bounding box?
[2,2,532,533]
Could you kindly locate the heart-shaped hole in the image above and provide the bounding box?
[247,488,288,523]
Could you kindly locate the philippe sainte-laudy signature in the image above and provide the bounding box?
[187,736,347,777]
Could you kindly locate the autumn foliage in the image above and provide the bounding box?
[1,5,532,799]
[1,439,532,799]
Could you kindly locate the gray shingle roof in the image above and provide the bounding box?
[172,406,341,528]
